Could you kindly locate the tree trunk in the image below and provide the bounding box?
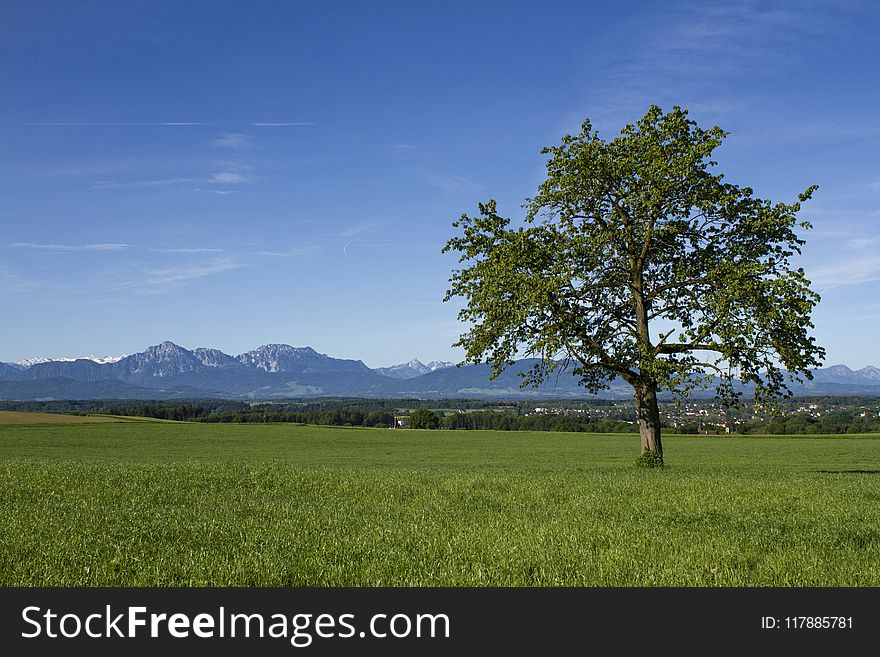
[635,380,663,462]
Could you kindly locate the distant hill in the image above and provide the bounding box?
[2,344,879,401]
[0,377,182,400]
[0,362,23,379]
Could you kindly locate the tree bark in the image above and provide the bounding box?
[635,380,663,461]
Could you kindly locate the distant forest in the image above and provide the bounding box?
[0,398,634,433]
[3,396,880,434]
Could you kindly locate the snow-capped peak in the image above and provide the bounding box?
[855,366,880,380]
[88,354,127,364]
[18,354,126,368]
[373,358,455,379]
[17,356,54,368]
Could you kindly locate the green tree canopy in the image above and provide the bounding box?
[408,408,440,430]
[364,410,395,428]
[443,105,824,464]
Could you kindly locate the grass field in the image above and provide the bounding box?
[0,410,128,425]
[1,412,879,586]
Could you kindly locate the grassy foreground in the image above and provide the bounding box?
[0,410,127,425]
[1,415,878,586]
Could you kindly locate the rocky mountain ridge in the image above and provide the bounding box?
[1,342,879,400]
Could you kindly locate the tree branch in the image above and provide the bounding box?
[656,342,723,354]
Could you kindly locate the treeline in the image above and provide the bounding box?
[200,408,633,432]
[203,409,397,427]
[0,399,245,417]
[3,398,880,434]
[440,411,632,432]
[0,397,532,415]
[0,399,633,431]
[736,412,880,435]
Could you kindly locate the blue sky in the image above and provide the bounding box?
[2,0,879,368]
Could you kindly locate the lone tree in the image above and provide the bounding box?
[443,105,824,465]
[408,407,441,430]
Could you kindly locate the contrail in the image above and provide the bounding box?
[24,122,210,126]
[24,121,315,127]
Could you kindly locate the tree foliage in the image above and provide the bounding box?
[408,408,440,429]
[443,105,825,460]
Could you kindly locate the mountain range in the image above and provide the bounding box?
[1,341,879,401]
[374,359,455,379]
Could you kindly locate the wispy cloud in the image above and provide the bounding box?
[335,221,382,256]
[13,242,129,252]
[256,246,320,257]
[208,172,246,184]
[90,177,200,189]
[23,121,315,128]
[810,256,880,289]
[323,237,442,257]
[650,2,815,59]
[338,221,381,239]
[24,122,210,126]
[0,265,39,295]
[849,235,880,249]
[11,242,224,255]
[561,0,857,138]
[141,259,241,286]
[194,188,241,195]
[210,133,252,149]
[388,143,422,161]
[425,172,481,196]
[318,221,384,257]
[91,169,250,190]
[146,246,225,254]
[100,259,243,293]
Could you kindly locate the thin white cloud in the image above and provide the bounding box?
[256,246,320,257]
[210,133,252,149]
[337,221,380,239]
[104,259,243,293]
[11,242,225,255]
[194,188,241,195]
[388,142,422,161]
[92,170,250,190]
[810,256,880,289]
[90,177,200,189]
[425,172,482,196]
[558,0,858,140]
[24,122,209,126]
[336,221,382,256]
[146,246,226,254]
[208,172,246,184]
[0,265,38,295]
[12,242,129,252]
[848,235,880,249]
[24,121,314,128]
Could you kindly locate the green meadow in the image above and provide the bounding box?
[1,413,878,586]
